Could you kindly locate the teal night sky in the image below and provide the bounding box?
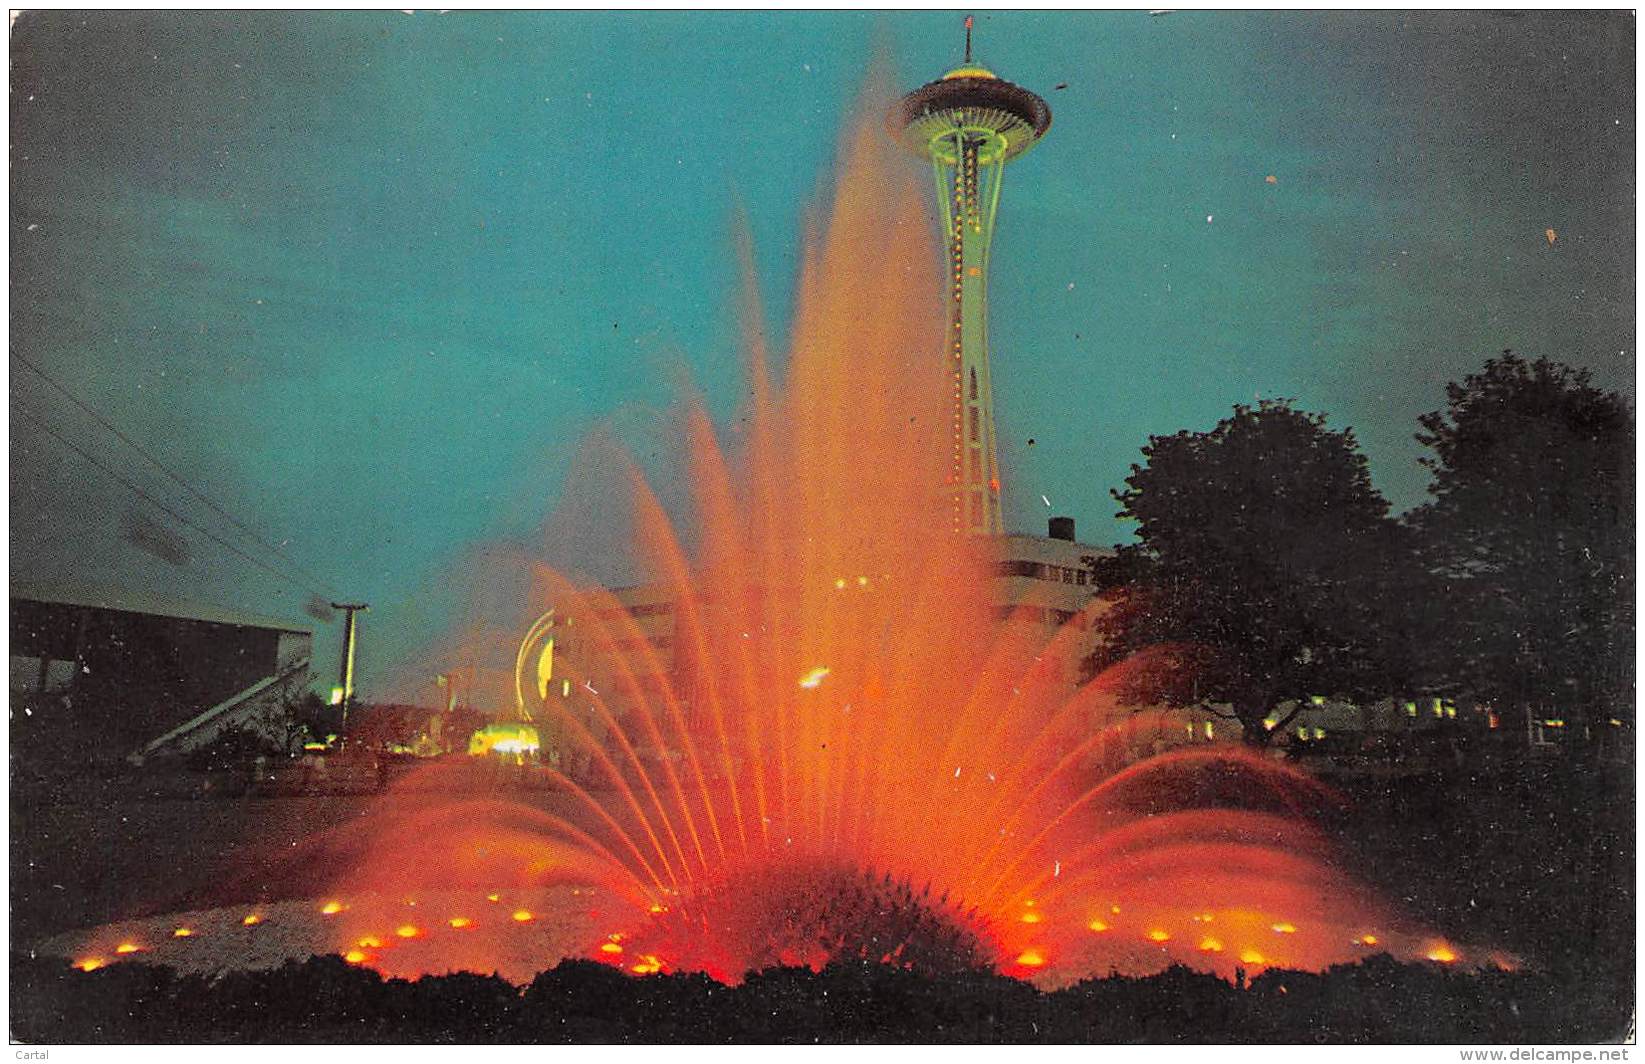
[10,11,1634,697]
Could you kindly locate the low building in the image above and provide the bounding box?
[9,583,313,762]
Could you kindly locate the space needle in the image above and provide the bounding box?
[891,17,1051,536]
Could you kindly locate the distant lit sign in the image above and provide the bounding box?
[329,686,345,706]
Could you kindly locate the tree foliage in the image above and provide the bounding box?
[1410,353,1634,741]
[1091,400,1417,744]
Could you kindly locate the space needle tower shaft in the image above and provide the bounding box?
[892,18,1051,536]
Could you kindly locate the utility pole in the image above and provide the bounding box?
[331,602,369,726]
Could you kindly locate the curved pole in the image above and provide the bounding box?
[513,607,557,724]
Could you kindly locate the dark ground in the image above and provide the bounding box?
[9,755,1635,1042]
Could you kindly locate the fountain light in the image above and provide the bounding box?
[1198,938,1223,953]
[798,666,830,689]
[75,958,105,972]
[1426,942,1458,963]
[1147,929,1171,943]
[242,914,262,926]
[321,901,345,915]
[173,927,194,938]
[1271,922,1297,934]
[115,943,141,955]
[1086,919,1109,933]
[449,917,472,929]
[1240,948,1266,965]
[1015,949,1046,968]
[396,925,421,939]
[512,909,534,923]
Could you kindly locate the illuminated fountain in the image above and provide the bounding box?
[46,81,1482,989]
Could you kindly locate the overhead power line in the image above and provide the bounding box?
[11,398,334,602]
[10,349,341,598]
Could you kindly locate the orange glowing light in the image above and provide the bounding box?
[512,909,534,922]
[321,901,345,915]
[1358,934,1379,947]
[648,904,666,914]
[449,917,473,929]
[242,914,262,926]
[1198,938,1224,953]
[1426,943,1458,963]
[600,942,624,955]
[1087,919,1109,933]
[1147,929,1171,943]
[358,936,383,949]
[1020,911,1042,924]
[1110,906,1121,915]
[75,958,105,972]
[344,950,368,964]
[1271,922,1297,934]
[798,666,830,689]
[486,893,501,903]
[173,927,193,938]
[1016,949,1046,968]
[115,942,141,954]
[395,925,421,939]
[1239,949,1266,965]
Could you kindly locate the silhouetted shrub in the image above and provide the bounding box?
[8,950,1633,1044]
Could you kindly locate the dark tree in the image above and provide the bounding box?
[281,689,340,753]
[1410,353,1634,751]
[1090,400,1418,745]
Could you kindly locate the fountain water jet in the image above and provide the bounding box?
[42,81,1473,988]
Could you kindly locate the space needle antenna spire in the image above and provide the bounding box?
[964,14,973,63]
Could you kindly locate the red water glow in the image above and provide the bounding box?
[300,78,1445,988]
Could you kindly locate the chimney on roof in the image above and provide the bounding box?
[1048,516,1075,542]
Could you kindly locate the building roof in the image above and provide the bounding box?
[9,581,314,635]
